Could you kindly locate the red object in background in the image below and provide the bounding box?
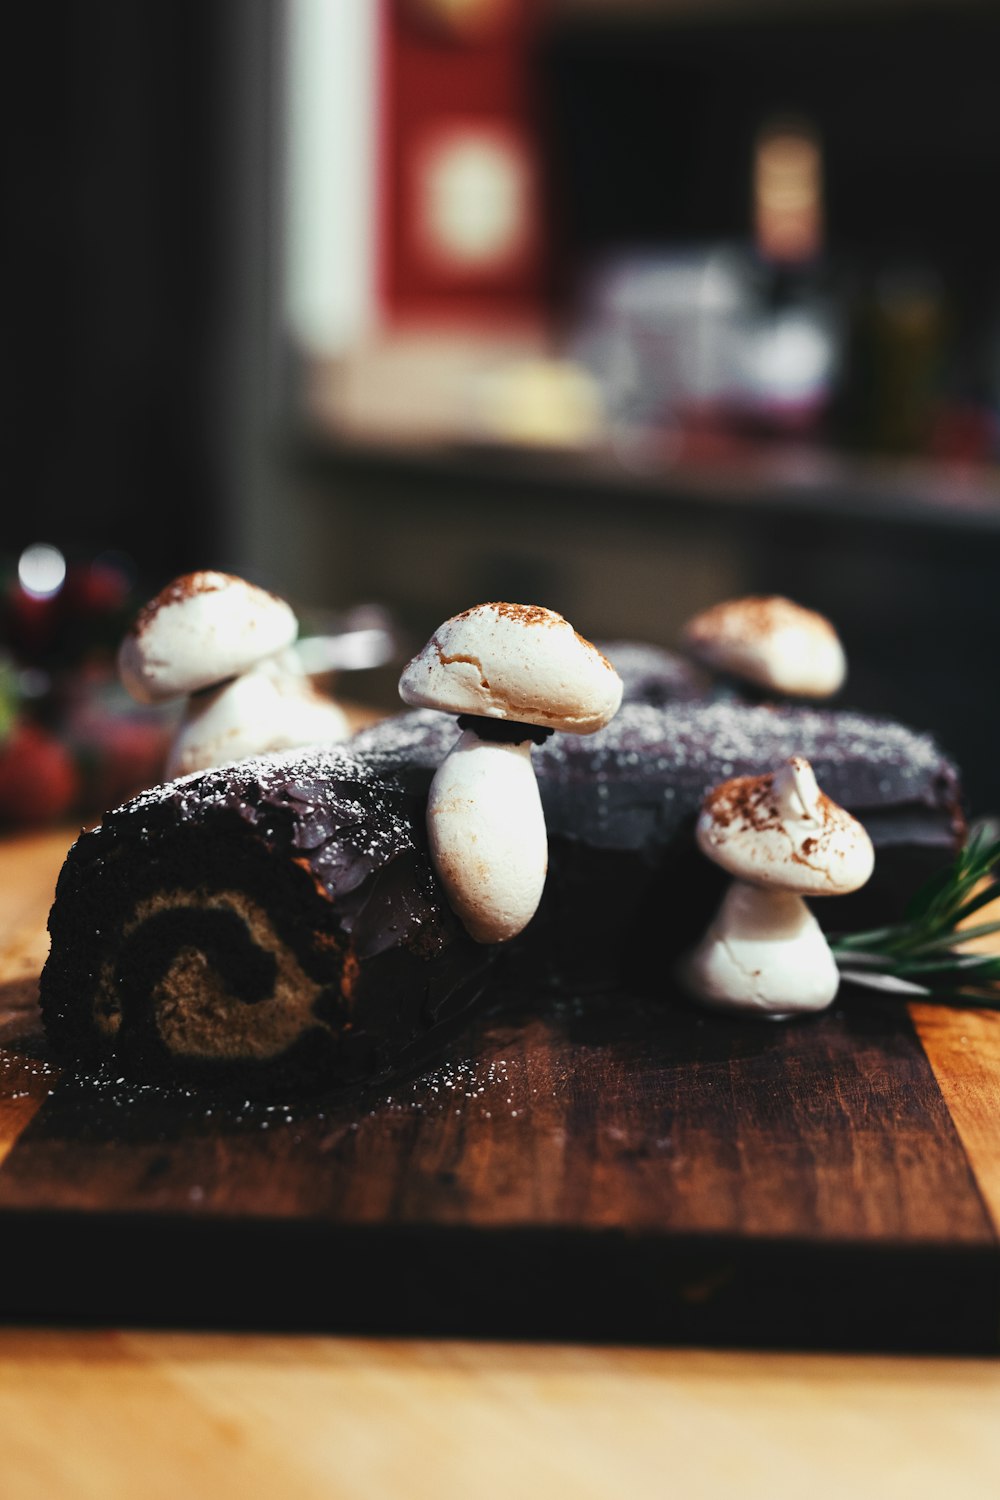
[0,547,163,828]
[0,721,80,826]
[378,0,549,330]
[61,558,132,618]
[2,554,134,667]
[928,403,999,467]
[61,674,174,816]
[2,589,62,663]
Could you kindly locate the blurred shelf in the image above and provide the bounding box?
[547,0,994,23]
[290,427,1000,541]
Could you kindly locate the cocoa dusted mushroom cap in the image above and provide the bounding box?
[399,601,623,734]
[682,595,847,699]
[697,756,874,896]
[118,570,298,704]
[399,602,624,945]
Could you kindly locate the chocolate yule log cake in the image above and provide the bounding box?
[38,584,966,1093]
[41,749,494,1091]
[40,701,963,1091]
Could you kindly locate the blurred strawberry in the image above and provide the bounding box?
[0,720,80,826]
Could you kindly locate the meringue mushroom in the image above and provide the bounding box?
[119,570,349,777]
[118,571,298,704]
[164,661,350,778]
[681,595,847,700]
[399,602,623,944]
[679,756,874,1017]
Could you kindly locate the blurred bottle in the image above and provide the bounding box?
[734,116,843,443]
[570,114,844,463]
[836,265,949,458]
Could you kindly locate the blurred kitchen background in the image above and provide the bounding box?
[5,0,1000,823]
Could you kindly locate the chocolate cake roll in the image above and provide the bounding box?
[352,700,965,993]
[40,750,493,1092]
[41,698,964,1090]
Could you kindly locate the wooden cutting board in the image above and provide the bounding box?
[2,827,999,1354]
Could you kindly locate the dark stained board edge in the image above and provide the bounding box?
[0,1210,997,1355]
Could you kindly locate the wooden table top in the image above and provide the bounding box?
[1,825,1000,1499]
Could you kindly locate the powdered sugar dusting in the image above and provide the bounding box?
[350,698,959,852]
[541,700,949,781]
[352,709,457,770]
[90,746,423,913]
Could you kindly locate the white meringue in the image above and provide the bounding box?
[680,756,874,1019]
[696,755,875,896]
[400,601,624,945]
[426,731,547,945]
[680,881,840,1017]
[682,595,846,699]
[165,660,349,778]
[399,601,622,734]
[119,571,298,704]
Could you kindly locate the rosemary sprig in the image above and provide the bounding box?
[831,819,1000,1007]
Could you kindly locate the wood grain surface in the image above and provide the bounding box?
[2,1330,1000,1500]
[1,1329,999,1500]
[2,827,1000,1499]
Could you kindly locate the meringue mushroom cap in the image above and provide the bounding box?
[696,764,875,896]
[165,661,349,778]
[426,730,548,944]
[682,595,846,698]
[399,602,623,734]
[119,570,299,703]
[680,882,840,1016]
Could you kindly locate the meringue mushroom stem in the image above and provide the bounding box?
[427,727,548,945]
[681,879,841,1017]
